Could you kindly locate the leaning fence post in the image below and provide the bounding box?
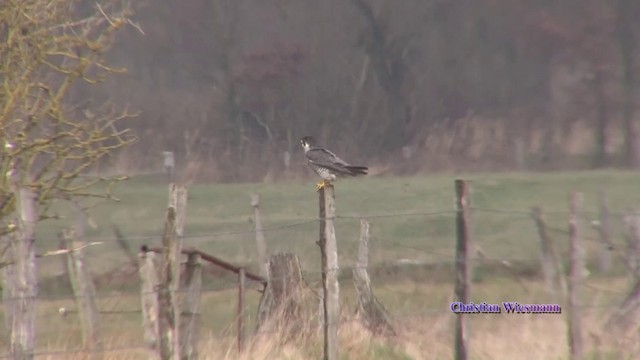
[180,251,201,360]
[352,220,395,336]
[11,186,38,360]
[568,192,584,360]
[318,184,339,360]
[237,267,246,353]
[454,179,471,360]
[531,207,566,302]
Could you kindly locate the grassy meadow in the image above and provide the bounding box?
[2,170,640,359]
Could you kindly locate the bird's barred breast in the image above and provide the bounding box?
[311,164,335,180]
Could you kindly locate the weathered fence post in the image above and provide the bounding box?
[180,252,201,360]
[531,207,566,302]
[251,194,268,279]
[10,186,38,360]
[567,192,584,360]
[64,218,102,352]
[2,234,16,335]
[139,248,160,355]
[352,220,395,336]
[238,267,246,353]
[158,184,188,360]
[318,184,339,360]
[454,179,471,360]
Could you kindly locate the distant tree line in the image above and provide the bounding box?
[81,0,640,181]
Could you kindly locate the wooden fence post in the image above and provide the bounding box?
[454,179,471,360]
[568,192,584,360]
[180,252,201,360]
[352,220,395,336]
[531,207,566,302]
[318,184,339,360]
[238,267,246,353]
[158,184,188,360]
[251,194,268,279]
[64,222,102,351]
[11,186,38,360]
[139,248,160,355]
[2,234,16,335]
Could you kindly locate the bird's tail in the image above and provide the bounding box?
[346,166,368,176]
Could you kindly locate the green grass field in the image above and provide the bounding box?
[36,170,640,276]
[5,170,640,359]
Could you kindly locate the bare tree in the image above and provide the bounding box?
[0,1,136,357]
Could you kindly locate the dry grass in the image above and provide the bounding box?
[9,277,638,359]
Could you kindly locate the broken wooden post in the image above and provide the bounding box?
[251,194,268,279]
[318,184,339,360]
[531,207,566,302]
[255,253,303,335]
[64,216,102,352]
[180,252,201,360]
[237,267,246,353]
[10,186,38,360]
[139,248,160,355]
[454,179,471,360]
[158,184,188,360]
[567,192,584,360]
[352,220,395,336]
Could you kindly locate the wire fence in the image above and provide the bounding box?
[2,198,640,358]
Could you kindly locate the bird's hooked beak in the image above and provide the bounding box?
[300,139,310,151]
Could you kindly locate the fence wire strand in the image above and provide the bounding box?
[3,200,640,358]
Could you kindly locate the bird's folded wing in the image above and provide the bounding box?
[305,148,351,169]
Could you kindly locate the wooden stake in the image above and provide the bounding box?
[568,192,584,360]
[454,179,471,360]
[237,267,246,353]
[318,184,339,360]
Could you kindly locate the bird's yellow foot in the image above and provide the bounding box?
[316,180,330,191]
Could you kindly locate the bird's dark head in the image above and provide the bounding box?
[300,136,316,151]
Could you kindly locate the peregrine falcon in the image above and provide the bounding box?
[300,136,368,191]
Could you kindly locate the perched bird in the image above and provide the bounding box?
[300,136,368,191]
